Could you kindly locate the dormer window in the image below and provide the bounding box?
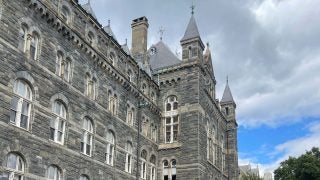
[109,52,116,66]
[150,47,156,55]
[61,6,70,23]
[87,31,95,46]
[225,107,229,115]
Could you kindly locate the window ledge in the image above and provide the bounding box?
[158,142,182,150]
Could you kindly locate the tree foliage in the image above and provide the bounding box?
[274,147,320,180]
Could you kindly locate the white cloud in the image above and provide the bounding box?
[240,120,320,176]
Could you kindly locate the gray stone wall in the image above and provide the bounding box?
[0,0,238,180]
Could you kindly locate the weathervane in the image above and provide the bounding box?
[191,1,195,15]
[158,26,165,41]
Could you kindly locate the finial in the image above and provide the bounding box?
[125,38,127,45]
[191,1,195,15]
[88,0,91,4]
[108,19,110,27]
[158,26,165,41]
[227,76,229,84]
[206,42,210,47]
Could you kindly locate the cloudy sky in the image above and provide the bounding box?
[79,0,320,176]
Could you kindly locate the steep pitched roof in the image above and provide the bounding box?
[221,82,235,103]
[121,43,131,55]
[103,25,117,40]
[181,15,201,42]
[149,41,181,70]
[81,2,97,19]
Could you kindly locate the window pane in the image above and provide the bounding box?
[58,120,64,131]
[80,142,84,152]
[13,175,22,180]
[30,45,36,60]
[10,97,19,111]
[2,173,9,180]
[173,116,178,123]
[10,110,16,123]
[7,154,17,169]
[50,128,55,140]
[166,103,171,111]
[166,118,171,124]
[173,102,178,110]
[20,115,28,129]
[86,144,91,155]
[21,101,29,115]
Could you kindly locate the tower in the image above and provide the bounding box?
[221,80,239,180]
[180,9,205,61]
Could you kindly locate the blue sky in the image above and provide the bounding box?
[79,0,320,175]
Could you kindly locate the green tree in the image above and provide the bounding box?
[274,147,320,180]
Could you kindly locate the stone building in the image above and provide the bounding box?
[0,0,239,180]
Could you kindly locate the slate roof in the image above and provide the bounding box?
[103,25,117,40]
[81,2,97,19]
[149,41,181,70]
[221,82,235,103]
[121,43,131,55]
[181,15,201,41]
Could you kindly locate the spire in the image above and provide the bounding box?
[181,14,201,42]
[221,78,235,103]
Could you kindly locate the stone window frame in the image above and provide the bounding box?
[126,101,136,126]
[108,51,117,67]
[151,122,157,142]
[47,164,62,180]
[49,93,69,145]
[141,81,149,96]
[85,72,97,100]
[59,2,73,25]
[125,141,133,174]
[108,89,118,116]
[149,154,157,180]
[141,115,150,137]
[164,95,179,144]
[1,152,26,179]
[17,20,42,61]
[55,49,73,83]
[80,174,90,180]
[80,116,94,157]
[162,158,177,180]
[10,78,34,131]
[140,149,148,180]
[105,130,115,166]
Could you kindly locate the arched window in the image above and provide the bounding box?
[142,116,149,137]
[18,23,28,52]
[126,104,135,126]
[141,83,147,95]
[225,107,229,115]
[106,130,115,166]
[87,31,95,46]
[150,155,156,180]
[30,31,39,60]
[50,100,67,144]
[80,174,89,180]
[151,92,156,102]
[47,165,61,180]
[56,52,72,82]
[2,153,25,179]
[171,160,177,180]
[61,5,70,23]
[140,150,147,179]
[109,52,116,66]
[165,96,178,112]
[81,117,93,156]
[127,69,133,82]
[86,73,96,100]
[163,159,176,180]
[125,141,133,173]
[108,90,117,116]
[164,96,179,143]
[10,79,32,129]
[151,124,157,142]
[188,46,192,59]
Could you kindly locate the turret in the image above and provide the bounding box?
[221,79,239,180]
[180,9,205,61]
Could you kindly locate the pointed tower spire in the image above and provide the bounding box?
[221,78,235,103]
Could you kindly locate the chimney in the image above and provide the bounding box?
[131,16,149,57]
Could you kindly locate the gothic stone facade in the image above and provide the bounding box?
[0,0,239,180]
